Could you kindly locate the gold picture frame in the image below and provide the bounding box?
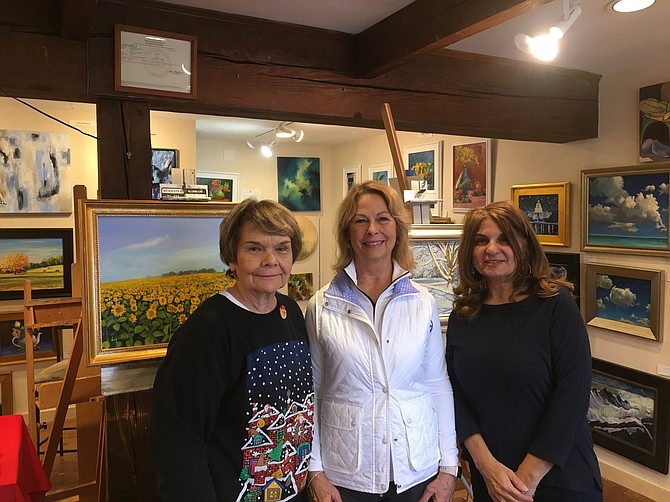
[585,263,663,342]
[511,182,570,247]
[80,199,236,366]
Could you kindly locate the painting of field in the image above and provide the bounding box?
[96,214,234,351]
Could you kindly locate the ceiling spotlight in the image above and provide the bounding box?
[514,0,581,62]
[260,139,278,158]
[294,130,305,143]
[610,0,655,12]
[246,140,256,149]
[275,122,296,139]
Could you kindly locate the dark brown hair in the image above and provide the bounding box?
[453,200,573,321]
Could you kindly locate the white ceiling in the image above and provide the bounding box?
[156,0,670,145]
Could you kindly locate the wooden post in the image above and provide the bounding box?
[381,103,408,193]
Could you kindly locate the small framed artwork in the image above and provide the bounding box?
[544,252,580,307]
[151,148,179,199]
[0,228,74,300]
[196,171,239,202]
[585,263,663,341]
[277,157,321,211]
[639,81,670,163]
[511,182,570,247]
[342,165,362,198]
[0,317,58,366]
[288,273,314,302]
[115,24,197,99]
[589,358,670,474]
[368,164,391,184]
[581,165,669,256]
[80,199,237,365]
[404,142,443,212]
[452,140,491,212]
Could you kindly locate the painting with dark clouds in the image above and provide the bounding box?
[585,167,669,253]
[595,273,650,328]
[277,157,320,211]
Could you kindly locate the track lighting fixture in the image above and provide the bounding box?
[246,121,305,157]
[514,0,582,62]
[609,0,655,13]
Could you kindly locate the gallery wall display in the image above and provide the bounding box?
[581,165,669,256]
[511,182,570,247]
[80,199,236,366]
[589,358,670,474]
[196,171,239,202]
[115,24,197,99]
[368,164,390,184]
[452,140,491,212]
[342,165,362,198]
[585,263,663,342]
[277,157,321,211]
[0,228,73,301]
[0,129,72,213]
[544,252,580,307]
[409,224,463,326]
[404,141,443,214]
[639,81,670,162]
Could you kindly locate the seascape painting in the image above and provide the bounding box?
[410,239,459,322]
[0,130,72,213]
[277,157,321,211]
[595,273,650,328]
[585,169,668,253]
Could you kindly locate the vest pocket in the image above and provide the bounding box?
[400,394,440,471]
[320,400,363,474]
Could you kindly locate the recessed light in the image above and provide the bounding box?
[609,0,655,13]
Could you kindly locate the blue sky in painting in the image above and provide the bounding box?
[0,238,63,262]
[97,216,224,283]
[588,172,668,238]
[595,273,651,327]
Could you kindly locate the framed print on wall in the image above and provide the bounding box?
[0,228,73,300]
[368,164,391,184]
[404,142,442,213]
[277,157,321,211]
[511,182,570,247]
[589,358,670,474]
[80,199,236,366]
[585,263,663,342]
[639,81,670,162]
[545,252,580,307]
[196,171,239,202]
[342,165,362,198]
[581,165,669,256]
[452,140,490,212]
[115,24,197,99]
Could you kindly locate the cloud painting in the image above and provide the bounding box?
[595,273,651,328]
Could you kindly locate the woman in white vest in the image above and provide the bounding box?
[305,181,458,502]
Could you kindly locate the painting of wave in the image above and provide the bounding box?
[410,240,459,320]
[589,371,655,453]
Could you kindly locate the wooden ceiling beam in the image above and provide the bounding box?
[61,0,99,40]
[355,0,553,78]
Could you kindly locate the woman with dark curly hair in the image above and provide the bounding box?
[446,200,603,502]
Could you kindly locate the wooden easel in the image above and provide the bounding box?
[23,184,105,501]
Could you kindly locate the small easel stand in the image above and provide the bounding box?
[404,185,442,224]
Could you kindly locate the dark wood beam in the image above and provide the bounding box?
[355,0,552,78]
[0,0,600,144]
[61,0,99,40]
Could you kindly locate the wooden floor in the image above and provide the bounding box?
[46,421,657,501]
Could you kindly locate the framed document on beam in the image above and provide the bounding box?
[115,24,197,99]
